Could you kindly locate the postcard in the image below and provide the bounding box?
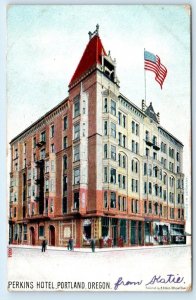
[7,4,192,292]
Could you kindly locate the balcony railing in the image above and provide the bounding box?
[36,140,46,148]
[153,143,160,151]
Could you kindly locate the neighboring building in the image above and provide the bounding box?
[9,26,185,247]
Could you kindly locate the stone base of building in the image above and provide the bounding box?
[9,217,186,247]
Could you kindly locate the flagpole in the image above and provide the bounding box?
[144,48,146,103]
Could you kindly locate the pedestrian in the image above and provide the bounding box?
[70,237,74,251]
[67,240,70,251]
[41,236,47,252]
[91,238,96,252]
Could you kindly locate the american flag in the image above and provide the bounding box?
[144,50,167,89]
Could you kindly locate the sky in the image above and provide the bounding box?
[7,5,191,230]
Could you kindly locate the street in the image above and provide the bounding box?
[7,245,191,292]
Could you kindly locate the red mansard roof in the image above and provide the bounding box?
[69,34,106,86]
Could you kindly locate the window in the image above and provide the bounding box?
[123,197,126,211]
[153,135,157,146]
[63,176,67,193]
[170,208,174,219]
[163,190,167,201]
[169,147,174,158]
[41,131,46,142]
[45,179,49,192]
[123,135,126,148]
[144,201,147,213]
[122,156,126,168]
[110,168,116,184]
[145,130,149,141]
[153,166,158,177]
[178,209,181,219]
[63,155,67,170]
[111,145,116,160]
[132,199,139,213]
[104,144,107,159]
[149,182,152,194]
[50,179,55,192]
[27,186,31,197]
[159,186,162,198]
[132,140,135,152]
[50,199,54,213]
[45,160,49,173]
[118,132,122,145]
[104,121,108,135]
[23,224,27,240]
[144,163,147,175]
[132,179,138,193]
[122,115,126,128]
[136,123,139,136]
[63,197,67,214]
[132,121,139,135]
[146,148,149,157]
[74,192,79,210]
[153,152,157,160]
[51,143,55,153]
[176,152,180,162]
[104,192,108,209]
[154,203,159,215]
[110,192,116,208]
[74,168,80,184]
[74,123,80,140]
[74,98,80,117]
[132,121,135,134]
[118,112,122,125]
[111,122,116,138]
[23,158,26,168]
[50,125,54,138]
[39,226,44,237]
[177,194,181,204]
[177,166,180,173]
[149,202,152,213]
[144,182,147,194]
[104,167,108,183]
[64,116,68,130]
[122,176,126,189]
[136,142,139,154]
[23,143,26,154]
[63,136,68,149]
[40,149,45,159]
[14,207,16,217]
[104,98,108,112]
[118,174,121,188]
[74,144,80,161]
[154,184,159,196]
[51,160,55,172]
[32,203,35,216]
[32,185,35,197]
[33,137,36,148]
[28,169,31,180]
[111,100,116,116]
[118,153,122,167]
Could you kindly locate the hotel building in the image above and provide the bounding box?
[9,26,185,247]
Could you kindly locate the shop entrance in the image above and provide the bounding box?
[49,225,55,246]
[29,227,35,245]
[145,222,151,244]
[130,221,137,245]
[111,218,118,246]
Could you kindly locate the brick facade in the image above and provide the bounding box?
[9,28,186,248]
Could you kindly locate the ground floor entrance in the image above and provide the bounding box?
[9,219,185,248]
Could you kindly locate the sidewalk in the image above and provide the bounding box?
[8,243,189,253]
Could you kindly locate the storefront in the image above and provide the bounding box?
[170,224,186,244]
